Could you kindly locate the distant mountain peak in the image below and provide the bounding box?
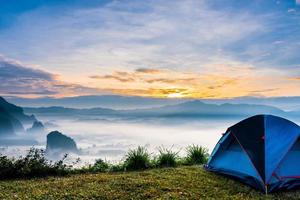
[46,131,78,155]
[27,120,45,134]
[0,96,36,125]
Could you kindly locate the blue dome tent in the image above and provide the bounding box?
[205,115,300,193]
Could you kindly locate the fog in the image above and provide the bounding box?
[55,118,235,163]
[0,115,237,164]
[2,115,300,165]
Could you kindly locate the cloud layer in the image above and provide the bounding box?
[0,56,103,97]
[0,0,299,98]
[88,66,299,98]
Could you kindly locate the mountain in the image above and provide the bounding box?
[121,100,286,118]
[46,131,78,154]
[0,96,41,136]
[0,97,36,125]
[26,120,45,134]
[0,102,25,136]
[24,100,289,119]
[24,106,117,117]
[6,95,187,109]
[0,107,17,136]
[6,95,300,111]
[199,96,300,111]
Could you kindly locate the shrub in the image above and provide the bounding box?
[91,159,109,172]
[0,155,14,178]
[185,145,209,165]
[50,153,72,176]
[109,163,125,172]
[16,148,46,177]
[156,147,179,168]
[0,148,71,179]
[124,146,151,171]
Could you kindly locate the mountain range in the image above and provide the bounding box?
[0,97,77,150]
[1,95,299,137]
[24,100,296,120]
[6,95,300,111]
[5,95,186,110]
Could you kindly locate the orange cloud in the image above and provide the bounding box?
[89,68,250,98]
[87,65,300,99]
[135,68,163,74]
[107,88,190,98]
[288,77,300,81]
[145,78,199,84]
[90,75,135,83]
[4,55,299,99]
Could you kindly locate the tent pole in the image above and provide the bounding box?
[265,185,268,195]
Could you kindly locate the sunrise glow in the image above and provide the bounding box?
[0,0,299,99]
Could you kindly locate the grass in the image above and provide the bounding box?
[1,166,300,199]
[185,145,209,165]
[1,147,300,199]
[124,146,151,170]
[156,146,179,168]
[0,146,211,179]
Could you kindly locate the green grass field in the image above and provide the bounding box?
[0,166,299,200]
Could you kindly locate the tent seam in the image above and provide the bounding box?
[266,135,300,185]
[231,132,265,187]
[207,132,230,164]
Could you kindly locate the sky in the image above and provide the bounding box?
[0,0,300,99]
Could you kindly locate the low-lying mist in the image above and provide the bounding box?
[2,115,299,165]
[56,118,233,163]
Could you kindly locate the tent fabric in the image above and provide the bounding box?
[207,133,263,189]
[264,116,300,184]
[229,115,265,182]
[205,115,300,193]
[275,139,300,178]
[207,132,230,164]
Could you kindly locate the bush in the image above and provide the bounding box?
[91,159,109,172]
[156,147,179,168]
[0,148,71,179]
[0,155,14,178]
[185,145,209,165]
[109,163,125,172]
[13,148,48,177]
[124,146,151,171]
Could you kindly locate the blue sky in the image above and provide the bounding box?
[0,0,299,98]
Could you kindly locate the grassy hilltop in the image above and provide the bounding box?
[1,166,299,200]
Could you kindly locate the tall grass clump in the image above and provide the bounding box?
[124,146,151,170]
[185,145,209,165]
[156,147,179,168]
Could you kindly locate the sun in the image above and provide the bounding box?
[167,92,184,98]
